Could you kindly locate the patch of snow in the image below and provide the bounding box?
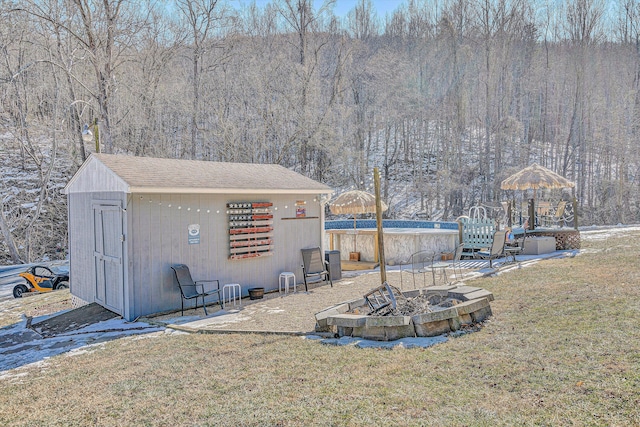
[170,309,254,329]
[130,330,178,340]
[0,317,165,375]
[305,334,449,349]
[579,225,640,240]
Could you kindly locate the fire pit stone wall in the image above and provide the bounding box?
[315,284,494,341]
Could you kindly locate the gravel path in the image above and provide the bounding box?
[152,270,415,334]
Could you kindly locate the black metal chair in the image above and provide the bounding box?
[171,264,224,315]
[301,247,332,292]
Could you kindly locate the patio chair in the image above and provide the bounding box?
[400,250,436,289]
[301,247,333,292]
[474,230,507,268]
[448,243,465,282]
[504,231,528,263]
[549,201,567,227]
[425,243,467,285]
[425,254,450,286]
[171,264,224,316]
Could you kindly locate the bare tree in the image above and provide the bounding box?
[16,0,155,154]
[176,0,234,159]
[561,0,606,217]
[0,6,64,263]
[275,0,337,176]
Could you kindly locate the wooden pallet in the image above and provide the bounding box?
[227,202,274,259]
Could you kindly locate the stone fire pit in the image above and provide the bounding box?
[314,283,493,341]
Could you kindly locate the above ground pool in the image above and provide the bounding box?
[324,220,460,265]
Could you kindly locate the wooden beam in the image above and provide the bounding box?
[374,167,386,283]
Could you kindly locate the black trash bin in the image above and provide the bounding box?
[325,250,342,281]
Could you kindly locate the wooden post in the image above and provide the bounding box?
[93,118,100,153]
[528,197,535,230]
[374,167,386,283]
[572,196,579,229]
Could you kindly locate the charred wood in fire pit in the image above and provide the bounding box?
[363,283,407,315]
[365,289,463,318]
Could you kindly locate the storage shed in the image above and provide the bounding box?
[63,154,333,320]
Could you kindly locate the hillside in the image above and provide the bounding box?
[0,125,443,265]
[0,129,75,264]
[0,126,622,265]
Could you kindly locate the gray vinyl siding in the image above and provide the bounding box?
[65,159,127,193]
[68,191,126,304]
[65,155,330,320]
[126,192,323,319]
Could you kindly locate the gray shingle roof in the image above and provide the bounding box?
[92,154,332,194]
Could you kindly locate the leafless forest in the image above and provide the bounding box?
[1,0,640,263]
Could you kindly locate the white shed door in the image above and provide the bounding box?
[93,203,124,315]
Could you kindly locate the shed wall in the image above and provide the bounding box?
[128,192,324,318]
[66,157,127,193]
[68,191,127,305]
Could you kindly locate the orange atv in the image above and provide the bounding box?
[13,265,70,298]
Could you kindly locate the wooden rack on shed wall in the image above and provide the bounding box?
[227,202,274,260]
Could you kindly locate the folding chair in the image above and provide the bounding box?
[474,230,507,268]
[301,247,332,292]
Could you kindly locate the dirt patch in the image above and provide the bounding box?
[25,296,72,319]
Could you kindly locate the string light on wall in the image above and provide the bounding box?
[134,196,310,214]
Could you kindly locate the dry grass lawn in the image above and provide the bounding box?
[1,228,639,426]
[0,287,71,329]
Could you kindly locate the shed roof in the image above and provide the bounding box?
[64,154,333,195]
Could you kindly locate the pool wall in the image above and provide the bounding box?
[325,220,460,231]
[324,220,462,264]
